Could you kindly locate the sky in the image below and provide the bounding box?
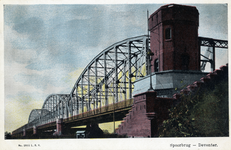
[4,3,228,133]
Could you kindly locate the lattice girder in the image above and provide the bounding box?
[70,35,149,114]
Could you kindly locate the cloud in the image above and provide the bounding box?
[5,62,69,97]
[13,64,73,93]
[13,17,44,35]
[4,5,29,26]
[196,4,228,39]
[14,73,50,90]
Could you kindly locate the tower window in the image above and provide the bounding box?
[154,59,159,72]
[165,28,171,39]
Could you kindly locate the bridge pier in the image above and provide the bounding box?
[85,122,103,138]
[22,128,34,138]
[31,126,42,138]
[23,129,26,137]
[33,126,37,135]
[53,118,73,136]
[116,91,175,137]
[54,118,63,136]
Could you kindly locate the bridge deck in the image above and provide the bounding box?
[13,99,133,134]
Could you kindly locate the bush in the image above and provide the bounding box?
[158,80,229,137]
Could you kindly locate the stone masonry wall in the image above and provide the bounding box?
[116,91,175,137]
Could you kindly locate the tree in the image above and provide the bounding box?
[5,131,12,139]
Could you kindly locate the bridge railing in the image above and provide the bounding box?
[65,98,134,121]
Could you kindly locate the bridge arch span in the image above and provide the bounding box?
[28,109,42,123]
[41,94,71,119]
[69,35,150,116]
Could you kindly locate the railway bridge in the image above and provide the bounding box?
[12,4,228,138]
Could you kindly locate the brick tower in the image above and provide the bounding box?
[133,4,206,98]
[148,4,200,72]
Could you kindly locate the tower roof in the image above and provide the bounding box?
[149,3,199,19]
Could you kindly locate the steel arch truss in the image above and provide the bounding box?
[27,94,71,128]
[70,35,149,115]
[25,35,149,130]
[41,94,71,120]
[28,109,44,123]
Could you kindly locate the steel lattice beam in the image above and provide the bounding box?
[199,37,228,48]
[199,36,228,71]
